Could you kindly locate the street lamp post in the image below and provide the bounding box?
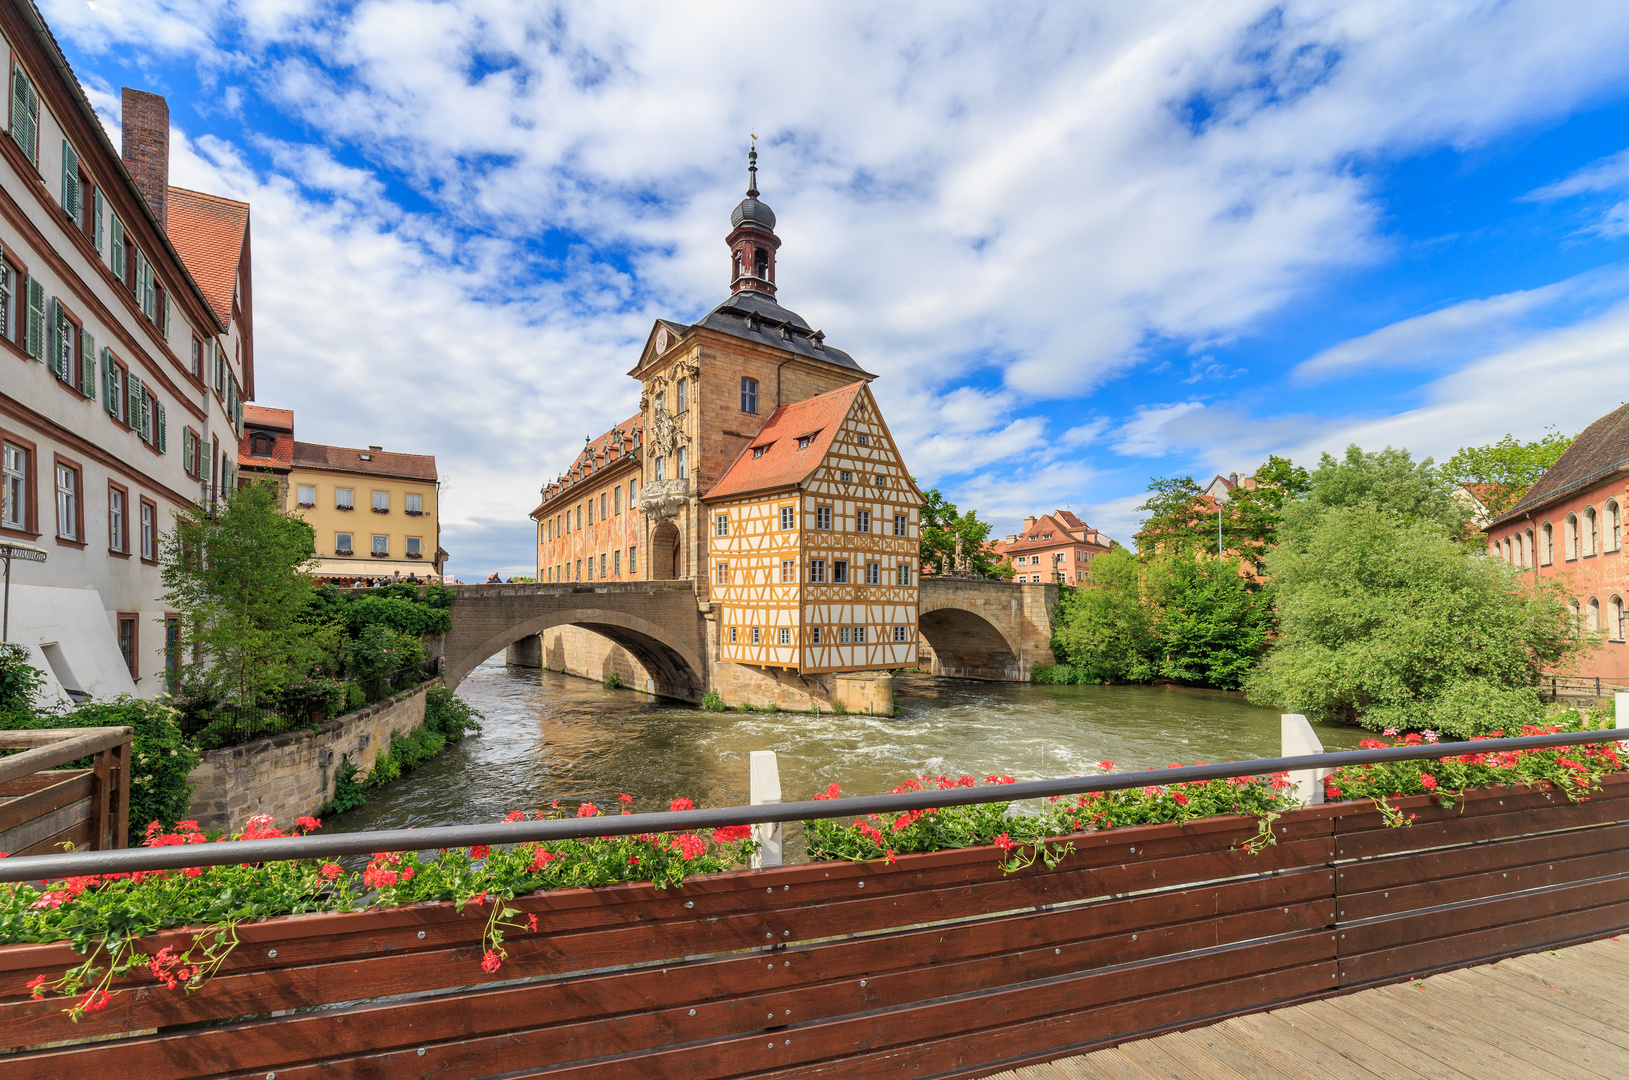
[0,541,47,642]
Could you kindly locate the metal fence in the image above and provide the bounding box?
[176,659,436,751]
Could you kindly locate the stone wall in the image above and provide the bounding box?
[185,681,433,835]
[709,661,894,714]
[509,627,658,693]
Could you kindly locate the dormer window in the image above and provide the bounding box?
[249,432,275,457]
[752,444,771,459]
[797,435,812,451]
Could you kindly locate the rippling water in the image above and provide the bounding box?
[328,660,1364,845]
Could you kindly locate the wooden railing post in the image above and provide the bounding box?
[108,735,131,849]
[1281,714,1326,806]
[749,750,782,869]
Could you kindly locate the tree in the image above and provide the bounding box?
[1147,555,1273,690]
[917,484,1011,578]
[1243,504,1580,737]
[1444,427,1574,518]
[1228,456,1311,554]
[1133,476,1210,556]
[1050,549,1158,682]
[161,481,337,708]
[1288,444,1469,540]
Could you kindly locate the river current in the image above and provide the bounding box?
[327,660,1364,849]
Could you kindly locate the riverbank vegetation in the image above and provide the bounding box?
[1048,433,1588,736]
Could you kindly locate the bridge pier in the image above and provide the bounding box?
[504,634,542,668]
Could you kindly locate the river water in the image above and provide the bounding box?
[328,659,1364,849]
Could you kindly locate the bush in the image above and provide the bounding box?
[1050,551,1158,683]
[603,672,624,690]
[0,642,42,721]
[348,625,427,703]
[282,677,347,721]
[423,685,482,743]
[343,682,367,712]
[321,753,367,815]
[700,689,725,711]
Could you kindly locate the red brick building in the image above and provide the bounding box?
[994,510,1114,584]
[1485,403,1628,685]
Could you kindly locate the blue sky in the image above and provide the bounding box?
[42,0,1629,575]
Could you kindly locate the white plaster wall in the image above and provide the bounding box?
[5,582,137,704]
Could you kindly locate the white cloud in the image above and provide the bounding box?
[1113,402,1206,456]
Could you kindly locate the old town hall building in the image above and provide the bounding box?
[532,151,922,705]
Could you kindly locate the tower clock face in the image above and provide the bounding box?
[655,327,670,354]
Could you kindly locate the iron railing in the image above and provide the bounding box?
[1,726,1624,883]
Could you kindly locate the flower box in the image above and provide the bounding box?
[371,508,389,514]
[296,502,314,509]
[370,551,389,558]
[404,510,423,517]
[334,549,353,557]
[335,505,353,512]
[405,552,423,560]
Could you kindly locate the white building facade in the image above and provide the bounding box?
[0,0,251,702]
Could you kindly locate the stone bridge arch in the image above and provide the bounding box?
[916,578,1058,681]
[441,582,709,701]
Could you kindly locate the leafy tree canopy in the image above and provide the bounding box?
[1244,504,1580,736]
[1134,475,1208,557]
[917,484,1013,579]
[1284,444,1470,542]
[1443,427,1574,518]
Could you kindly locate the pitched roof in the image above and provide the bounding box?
[243,405,293,432]
[1491,403,1629,526]
[166,186,249,327]
[537,415,643,511]
[691,291,869,373]
[704,383,866,501]
[291,441,438,483]
[995,511,1111,555]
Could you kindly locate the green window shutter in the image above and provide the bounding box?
[156,401,167,453]
[11,71,36,166]
[47,297,63,379]
[215,343,224,392]
[60,140,79,218]
[111,216,124,279]
[25,278,42,360]
[138,384,151,442]
[93,189,104,253]
[102,348,117,415]
[200,445,212,483]
[80,329,95,398]
[127,372,142,431]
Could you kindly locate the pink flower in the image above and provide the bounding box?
[529,848,555,871]
[503,810,527,822]
[711,824,753,843]
[1173,792,1189,806]
[628,856,640,866]
[675,834,707,861]
[619,792,634,803]
[362,865,399,889]
[78,989,110,1012]
[296,815,322,832]
[812,783,842,801]
[1097,761,1114,772]
[527,914,539,932]
[576,802,598,818]
[469,845,491,860]
[27,974,47,997]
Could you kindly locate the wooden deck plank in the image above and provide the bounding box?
[1054,1049,1160,1080]
[1497,952,1629,1016]
[1318,985,1559,1080]
[1116,1035,1250,1080]
[1444,965,1629,1048]
[1264,1000,1449,1080]
[1208,1012,1392,1080]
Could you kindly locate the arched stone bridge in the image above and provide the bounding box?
[439,578,1058,704]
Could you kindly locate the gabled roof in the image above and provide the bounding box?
[995,511,1111,555]
[1491,403,1629,527]
[704,383,866,501]
[243,405,292,432]
[536,414,643,512]
[632,293,874,377]
[166,186,248,328]
[291,442,437,483]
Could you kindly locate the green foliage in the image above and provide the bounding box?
[347,625,427,704]
[1050,551,1158,683]
[802,776,1019,862]
[832,698,847,715]
[1287,444,1469,542]
[344,682,367,712]
[603,672,624,690]
[1145,555,1272,689]
[161,482,337,708]
[1244,504,1580,735]
[1135,459,1309,567]
[0,642,43,721]
[700,688,725,711]
[282,677,347,721]
[0,691,199,847]
[1134,475,1209,556]
[1029,663,1098,684]
[1031,768,1298,837]
[321,754,367,816]
[1226,456,1312,569]
[423,685,482,744]
[1443,427,1574,519]
[917,485,1009,578]
[309,583,452,639]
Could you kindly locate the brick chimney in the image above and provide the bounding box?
[120,88,169,230]
[1023,516,1038,531]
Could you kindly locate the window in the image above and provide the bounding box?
[780,506,794,530]
[601,492,608,519]
[716,513,729,537]
[336,532,353,555]
[811,626,822,645]
[857,509,871,533]
[0,254,12,343]
[893,626,908,642]
[1610,500,1623,551]
[575,560,582,580]
[730,627,738,643]
[297,484,316,508]
[336,488,354,510]
[629,546,637,573]
[894,513,907,536]
[117,614,137,679]
[1522,529,1533,567]
[833,560,849,584]
[853,626,866,644]
[1542,522,1554,565]
[840,470,851,483]
[752,446,767,459]
[677,378,688,412]
[839,626,850,644]
[600,553,607,577]
[406,493,423,515]
[797,436,812,451]
[586,500,593,525]
[1585,506,1599,556]
[780,559,795,583]
[655,456,665,481]
[139,499,155,561]
[1587,597,1601,634]
[372,535,388,555]
[107,484,125,553]
[741,377,758,414]
[629,478,638,507]
[190,336,203,379]
[779,628,790,646]
[372,491,389,513]
[575,506,582,529]
[10,69,39,165]
[54,460,79,542]
[586,554,594,579]
[716,562,729,585]
[751,627,761,645]
[2,441,28,532]
[407,537,423,557]
[1612,595,1627,642]
[816,506,832,530]
[809,559,826,583]
[676,446,687,479]
[614,487,621,515]
[896,563,911,586]
[613,549,621,576]
[856,434,868,446]
[865,562,880,585]
[1566,514,1579,560]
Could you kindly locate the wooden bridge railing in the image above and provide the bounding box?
[0,727,131,857]
[2,765,1627,1078]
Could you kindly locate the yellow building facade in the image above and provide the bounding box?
[238,405,444,581]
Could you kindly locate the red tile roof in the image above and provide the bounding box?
[238,405,294,469]
[291,441,438,483]
[704,382,866,501]
[995,511,1111,556]
[1491,403,1627,527]
[244,405,293,432]
[166,186,249,328]
[538,415,644,510]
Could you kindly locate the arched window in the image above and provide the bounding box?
[1566,514,1579,560]
[1587,596,1601,634]
[1612,595,1627,642]
[732,251,742,280]
[1569,598,1582,635]
[1609,500,1622,552]
[1502,537,1512,563]
[754,247,769,278]
[1542,522,1554,565]
[1584,506,1598,556]
[1522,529,1533,567]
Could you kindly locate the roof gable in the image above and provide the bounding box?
[166,186,249,328]
[703,383,866,500]
[1492,403,1629,526]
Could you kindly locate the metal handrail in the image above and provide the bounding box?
[2,727,1624,883]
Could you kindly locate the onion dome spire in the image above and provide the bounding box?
[728,140,780,296]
